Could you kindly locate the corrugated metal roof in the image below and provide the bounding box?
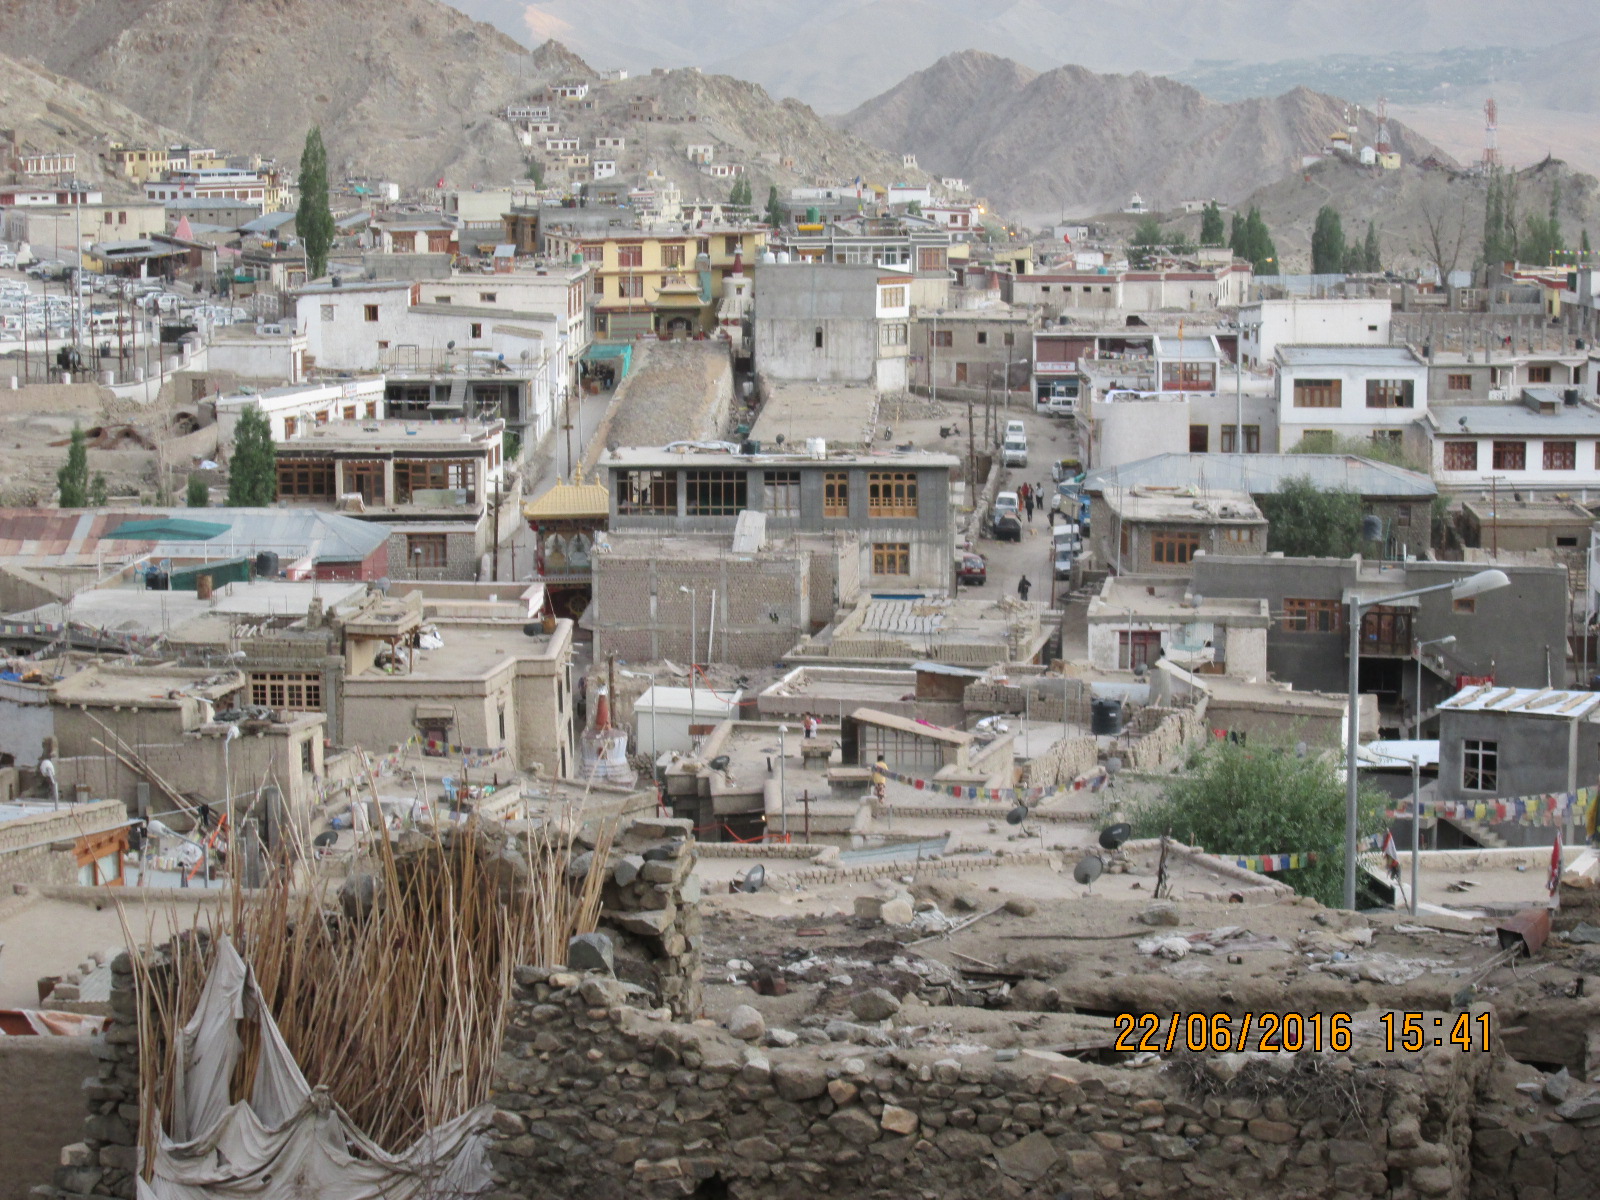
[523,483,609,520]
[1082,453,1436,498]
[1439,685,1600,717]
[0,507,388,564]
[1432,404,1600,436]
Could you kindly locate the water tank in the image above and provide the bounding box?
[1090,697,1123,736]
[806,206,820,223]
[255,550,280,578]
[806,437,827,459]
[775,251,791,264]
[145,570,169,592]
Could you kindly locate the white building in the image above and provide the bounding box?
[505,104,551,122]
[550,82,590,100]
[887,183,933,209]
[686,144,714,165]
[592,160,617,181]
[1428,389,1600,495]
[545,137,580,153]
[207,324,309,384]
[752,261,912,392]
[144,169,269,212]
[216,377,388,444]
[1273,344,1429,451]
[1238,298,1391,368]
[594,136,626,151]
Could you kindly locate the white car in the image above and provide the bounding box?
[1002,436,1028,467]
[1005,419,1026,440]
[994,490,1020,519]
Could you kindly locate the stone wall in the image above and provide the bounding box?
[592,816,703,1018]
[1120,701,1208,772]
[486,976,1496,1200]
[1020,735,1100,791]
[0,1038,98,1200]
[0,800,127,890]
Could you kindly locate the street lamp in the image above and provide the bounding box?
[1344,569,1509,908]
[1413,635,1456,738]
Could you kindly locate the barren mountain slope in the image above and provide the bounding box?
[0,49,191,185]
[839,51,1451,223]
[0,0,565,183]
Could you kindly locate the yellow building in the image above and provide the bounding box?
[543,226,768,338]
[108,144,170,183]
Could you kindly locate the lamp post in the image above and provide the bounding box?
[1413,635,1456,738]
[679,585,697,738]
[777,723,788,839]
[1344,570,1509,908]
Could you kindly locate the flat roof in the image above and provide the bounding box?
[1439,684,1600,717]
[1089,580,1269,622]
[281,418,501,449]
[52,665,244,706]
[1103,488,1264,523]
[749,383,879,448]
[8,579,368,634]
[1432,403,1600,436]
[1276,345,1423,368]
[603,447,958,470]
[1460,499,1594,526]
[1084,453,1436,499]
[636,686,741,716]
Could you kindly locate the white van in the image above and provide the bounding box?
[1005,420,1026,440]
[1002,436,1028,467]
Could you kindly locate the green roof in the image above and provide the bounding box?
[103,518,231,541]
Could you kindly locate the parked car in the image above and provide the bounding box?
[957,552,987,586]
[1053,545,1075,580]
[1005,419,1027,440]
[1051,522,1081,554]
[1050,457,1083,483]
[1002,436,1028,467]
[992,513,1022,543]
[994,490,1020,519]
[1041,393,1077,417]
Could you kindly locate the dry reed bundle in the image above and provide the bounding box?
[128,813,614,1172]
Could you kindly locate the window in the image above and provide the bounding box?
[617,469,677,515]
[250,671,323,712]
[1189,425,1209,453]
[1544,440,1577,470]
[469,323,483,339]
[1443,441,1478,471]
[479,292,497,303]
[1453,597,1476,615]
[872,542,910,575]
[725,236,740,255]
[824,472,849,517]
[581,243,603,263]
[932,330,953,347]
[684,469,747,515]
[394,459,476,501]
[1293,378,1342,408]
[1492,440,1526,470]
[1365,379,1415,408]
[661,245,685,268]
[434,295,452,304]
[1558,535,1580,547]
[917,247,945,272]
[881,322,907,346]
[1219,425,1261,454]
[1396,505,1411,527]
[867,471,918,517]
[617,276,644,299]
[880,285,906,309]
[345,460,385,503]
[617,245,643,267]
[1118,630,1161,670]
[365,401,378,419]
[282,416,298,439]
[1528,365,1553,384]
[408,533,448,570]
[1462,739,1498,791]
[1151,529,1201,565]
[1004,332,1015,347]
[814,327,824,350]
[118,211,127,225]
[320,304,334,322]
[1223,528,1253,543]
[1282,597,1342,633]
[762,470,801,517]
[364,305,379,321]
[339,405,354,420]
[276,460,335,498]
[1447,373,1472,391]
[976,330,989,345]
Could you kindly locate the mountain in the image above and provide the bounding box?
[0,49,191,186]
[449,1,1600,113]
[837,51,1452,224]
[0,0,565,185]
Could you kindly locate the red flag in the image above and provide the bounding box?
[1381,831,1400,880]
[1549,830,1563,897]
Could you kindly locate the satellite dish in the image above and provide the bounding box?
[1073,854,1104,887]
[709,754,731,772]
[447,340,456,350]
[1099,823,1132,850]
[739,863,766,893]
[312,831,338,849]
[1361,514,1384,542]
[1006,803,1029,826]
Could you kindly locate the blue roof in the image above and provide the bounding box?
[239,211,297,234]
[149,508,391,563]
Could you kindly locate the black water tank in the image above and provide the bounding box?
[255,551,279,578]
[145,570,169,591]
[1090,697,1123,736]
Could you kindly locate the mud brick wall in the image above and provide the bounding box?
[0,800,126,890]
[486,982,1495,1200]
[1121,702,1208,772]
[1021,735,1100,791]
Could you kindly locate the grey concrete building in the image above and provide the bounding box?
[1083,453,1438,560]
[1095,488,1267,577]
[1434,685,1600,816]
[752,261,911,391]
[916,308,1033,401]
[604,447,957,595]
[1191,555,1570,733]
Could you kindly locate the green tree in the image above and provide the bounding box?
[1311,205,1345,274]
[1582,228,1593,260]
[1257,475,1366,558]
[1230,206,1278,274]
[1129,215,1164,267]
[186,473,209,507]
[89,473,108,507]
[1199,200,1225,246]
[727,178,752,208]
[765,184,782,227]
[525,160,545,187]
[1362,220,1381,272]
[1289,431,1427,473]
[1129,737,1389,908]
[1523,180,1566,264]
[227,405,277,507]
[57,424,88,507]
[296,127,334,280]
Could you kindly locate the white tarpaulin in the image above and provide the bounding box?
[137,936,492,1200]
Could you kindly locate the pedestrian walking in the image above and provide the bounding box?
[1017,482,1030,508]
[1017,575,1032,601]
[1025,493,1035,521]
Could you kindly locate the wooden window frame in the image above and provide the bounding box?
[867,471,919,518]
[1151,529,1201,565]
[1292,378,1342,408]
[1491,440,1526,471]
[1446,373,1471,391]
[1543,440,1576,470]
[1443,441,1478,471]
[1282,597,1342,634]
[684,469,747,516]
[823,471,849,517]
[1462,738,1498,791]
[872,542,911,576]
[617,470,677,515]
[762,469,801,517]
[1365,379,1415,409]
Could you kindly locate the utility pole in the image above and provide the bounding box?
[966,395,977,498]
